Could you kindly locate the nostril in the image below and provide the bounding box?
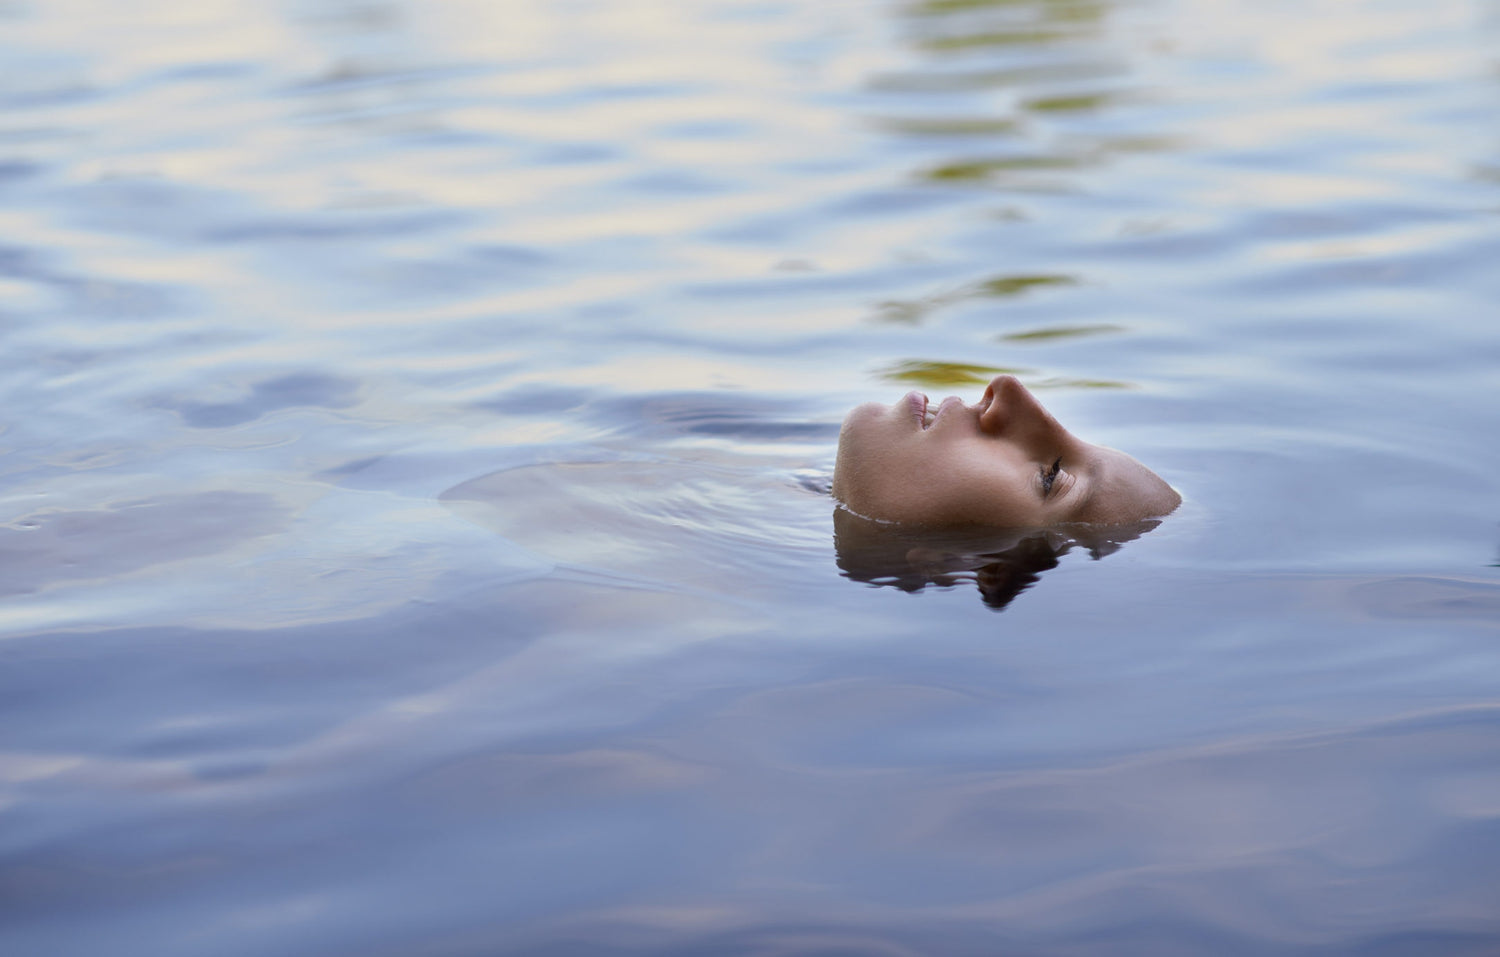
[980,376,1005,411]
[982,374,1021,409]
[978,393,1005,434]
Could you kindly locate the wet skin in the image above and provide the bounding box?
[832,375,1180,527]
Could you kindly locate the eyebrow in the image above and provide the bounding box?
[1067,454,1103,521]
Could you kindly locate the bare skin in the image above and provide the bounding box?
[832,374,1180,527]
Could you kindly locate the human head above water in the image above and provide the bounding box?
[832,374,1180,527]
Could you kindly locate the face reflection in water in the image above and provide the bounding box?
[832,375,1180,528]
[833,509,1163,611]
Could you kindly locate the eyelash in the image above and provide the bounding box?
[1040,457,1062,497]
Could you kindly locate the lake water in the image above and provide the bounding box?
[3,0,1499,954]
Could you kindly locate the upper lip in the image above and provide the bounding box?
[929,395,967,428]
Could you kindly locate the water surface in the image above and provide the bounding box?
[2,0,1498,954]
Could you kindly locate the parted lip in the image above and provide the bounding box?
[909,391,982,431]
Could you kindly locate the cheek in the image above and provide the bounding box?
[834,428,921,512]
[923,458,1041,526]
[835,429,1048,526]
[843,401,903,435]
[837,407,901,461]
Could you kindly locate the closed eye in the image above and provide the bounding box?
[1040,457,1062,498]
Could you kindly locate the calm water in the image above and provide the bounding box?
[3,0,1499,953]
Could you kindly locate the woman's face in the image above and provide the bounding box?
[832,375,1180,527]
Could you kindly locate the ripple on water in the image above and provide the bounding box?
[441,451,833,596]
[0,490,291,597]
[1,0,1499,954]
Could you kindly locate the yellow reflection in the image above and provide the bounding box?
[877,360,1032,386]
[877,116,1022,137]
[876,273,1078,323]
[876,361,1130,390]
[1000,323,1123,342]
[918,28,1072,51]
[1023,91,1118,113]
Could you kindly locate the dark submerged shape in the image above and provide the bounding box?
[834,506,1162,610]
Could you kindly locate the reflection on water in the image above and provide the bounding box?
[999,322,1122,342]
[833,508,1161,610]
[876,272,1079,323]
[2,0,1499,953]
[877,358,1033,385]
[441,453,832,594]
[878,358,1132,389]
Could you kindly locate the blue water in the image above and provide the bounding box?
[2,0,1498,954]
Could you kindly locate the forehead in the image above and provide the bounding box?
[1068,451,1110,522]
[1072,446,1174,524]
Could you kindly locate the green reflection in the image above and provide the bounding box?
[978,274,1077,296]
[919,29,1069,51]
[876,300,938,324]
[1023,91,1116,113]
[908,0,1105,20]
[1028,376,1132,389]
[909,0,1036,12]
[870,63,1121,94]
[1089,133,1181,154]
[877,362,1130,390]
[878,360,1033,387]
[879,116,1022,137]
[921,155,1087,183]
[1000,322,1122,342]
[876,272,1079,324]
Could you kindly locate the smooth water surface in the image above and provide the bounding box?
[2,0,1498,954]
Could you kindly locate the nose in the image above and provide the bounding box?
[978,375,1070,447]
